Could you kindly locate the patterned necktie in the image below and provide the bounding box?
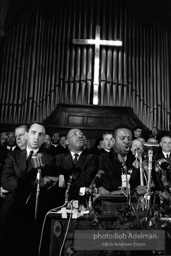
[73,153,79,165]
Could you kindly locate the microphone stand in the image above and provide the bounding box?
[65,174,74,209]
[144,149,153,223]
[139,153,144,186]
[118,154,131,206]
[35,168,41,221]
[31,153,44,222]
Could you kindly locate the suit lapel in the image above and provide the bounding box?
[76,152,86,167]
[19,149,28,174]
[109,151,122,177]
[64,152,73,169]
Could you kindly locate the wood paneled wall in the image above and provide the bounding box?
[0,0,170,130]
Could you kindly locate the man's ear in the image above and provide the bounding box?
[66,139,69,145]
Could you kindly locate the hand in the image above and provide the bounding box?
[97,186,110,195]
[40,176,58,189]
[40,177,51,187]
[92,186,110,201]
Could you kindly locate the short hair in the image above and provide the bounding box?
[113,125,132,138]
[102,131,113,139]
[160,135,171,142]
[28,122,46,133]
[133,126,142,131]
[15,124,28,133]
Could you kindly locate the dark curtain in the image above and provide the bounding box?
[0,0,170,130]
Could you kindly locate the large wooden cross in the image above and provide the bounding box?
[73,26,122,105]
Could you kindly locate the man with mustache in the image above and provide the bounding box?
[96,125,140,194]
[55,128,97,203]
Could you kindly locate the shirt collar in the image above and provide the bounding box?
[26,148,39,157]
[52,144,59,147]
[7,145,16,151]
[105,149,110,152]
[70,151,82,159]
[163,152,170,157]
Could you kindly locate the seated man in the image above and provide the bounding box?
[95,125,140,195]
[55,128,97,204]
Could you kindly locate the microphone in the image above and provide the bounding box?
[31,153,45,169]
[147,149,153,193]
[65,174,73,204]
[160,217,171,222]
[134,148,143,157]
[64,172,79,204]
[144,142,159,148]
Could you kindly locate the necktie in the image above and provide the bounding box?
[166,154,170,158]
[27,151,34,162]
[73,153,79,165]
[10,147,13,151]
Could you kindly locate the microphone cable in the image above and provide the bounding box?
[59,202,73,256]
[38,202,67,256]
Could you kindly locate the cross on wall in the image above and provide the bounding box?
[73,26,122,105]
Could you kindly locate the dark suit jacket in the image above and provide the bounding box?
[51,144,68,155]
[96,150,140,192]
[153,148,171,190]
[0,149,55,226]
[55,151,97,200]
[155,149,171,162]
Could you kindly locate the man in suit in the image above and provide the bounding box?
[148,126,161,142]
[55,128,97,204]
[0,122,56,256]
[98,132,114,154]
[96,125,140,194]
[6,131,20,151]
[14,124,28,150]
[51,132,65,155]
[155,135,171,161]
